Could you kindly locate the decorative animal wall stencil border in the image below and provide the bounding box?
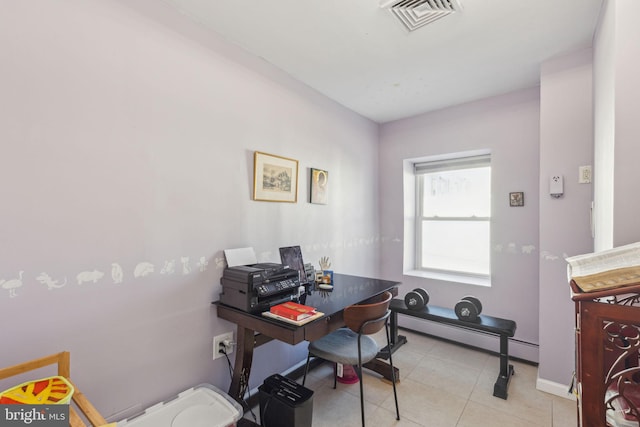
[0,235,389,299]
[0,254,214,299]
[36,272,67,290]
[0,271,24,298]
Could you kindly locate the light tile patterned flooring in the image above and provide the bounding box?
[245,329,577,427]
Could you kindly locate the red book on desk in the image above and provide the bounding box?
[270,302,317,321]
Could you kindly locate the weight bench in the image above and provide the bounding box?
[384,298,517,399]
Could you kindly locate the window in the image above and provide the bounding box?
[414,153,491,282]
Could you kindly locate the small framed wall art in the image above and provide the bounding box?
[253,151,299,202]
[310,168,328,205]
[509,191,524,207]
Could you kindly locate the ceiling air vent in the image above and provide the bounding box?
[380,0,463,32]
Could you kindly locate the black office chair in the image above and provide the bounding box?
[302,291,399,427]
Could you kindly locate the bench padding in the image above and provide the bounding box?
[389,299,516,337]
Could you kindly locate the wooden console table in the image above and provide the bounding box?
[214,273,400,405]
[571,281,640,427]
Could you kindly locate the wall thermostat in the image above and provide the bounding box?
[550,175,563,198]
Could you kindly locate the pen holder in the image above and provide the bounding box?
[321,270,333,284]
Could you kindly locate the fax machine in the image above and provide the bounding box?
[219,263,301,313]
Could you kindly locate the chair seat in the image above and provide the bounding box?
[308,328,379,365]
[303,291,399,427]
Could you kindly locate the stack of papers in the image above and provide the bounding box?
[566,242,640,293]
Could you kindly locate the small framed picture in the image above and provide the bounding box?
[253,151,299,203]
[509,192,524,207]
[310,168,328,204]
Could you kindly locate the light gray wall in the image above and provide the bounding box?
[538,49,594,391]
[611,0,640,247]
[379,89,541,361]
[0,0,381,420]
[593,0,640,248]
[593,0,615,251]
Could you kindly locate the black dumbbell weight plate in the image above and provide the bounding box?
[414,288,429,306]
[461,296,482,315]
[454,299,479,322]
[404,289,426,311]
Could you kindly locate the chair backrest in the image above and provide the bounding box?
[343,291,392,335]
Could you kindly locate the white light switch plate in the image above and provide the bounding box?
[579,166,592,184]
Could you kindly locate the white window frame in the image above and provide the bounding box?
[404,150,491,287]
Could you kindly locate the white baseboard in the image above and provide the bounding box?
[536,377,576,400]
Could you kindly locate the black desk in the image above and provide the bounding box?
[215,273,400,404]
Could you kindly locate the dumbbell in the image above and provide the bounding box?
[454,296,482,322]
[404,288,430,311]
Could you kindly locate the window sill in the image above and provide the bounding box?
[404,269,491,287]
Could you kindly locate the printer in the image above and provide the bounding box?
[219,263,301,313]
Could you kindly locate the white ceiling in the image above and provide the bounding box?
[159,0,603,123]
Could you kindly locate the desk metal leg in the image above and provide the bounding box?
[367,312,403,381]
[363,359,399,382]
[229,326,255,405]
[378,310,408,360]
[493,334,514,399]
[389,310,404,348]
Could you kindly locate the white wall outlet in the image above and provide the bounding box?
[579,165,592,184]
[213,332,234,360]
[550,175,564,198]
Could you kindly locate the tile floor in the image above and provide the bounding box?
[244,329,577,427]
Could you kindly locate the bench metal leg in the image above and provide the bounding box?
[493,334,515,399]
